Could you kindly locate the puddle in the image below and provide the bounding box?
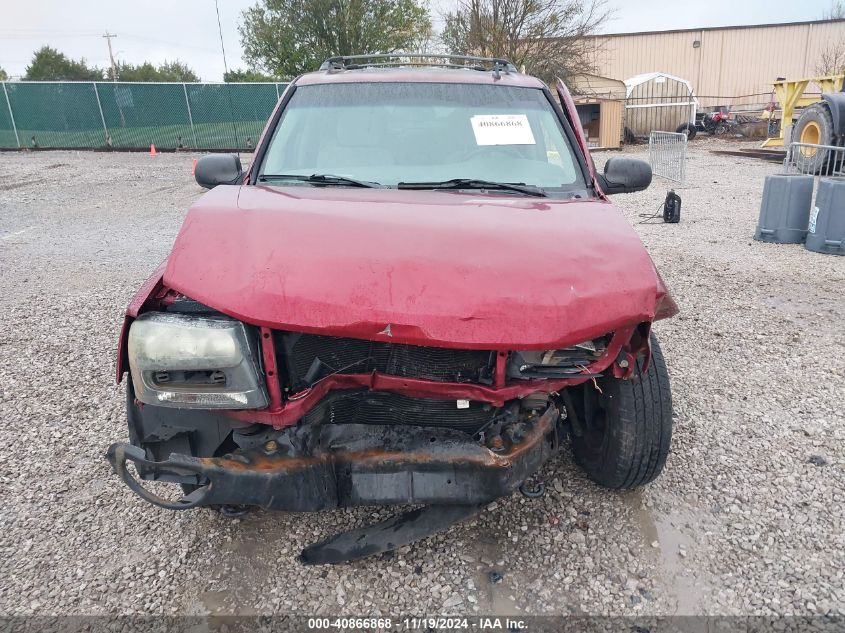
[197,590,235,616]
[189,521,279,617]
[468,535,522,615]
[764,289,843,334]
[623,491,708,615]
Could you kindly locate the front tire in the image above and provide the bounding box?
[569,334,673,489]
[792,103,837,174]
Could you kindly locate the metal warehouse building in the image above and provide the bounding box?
[588,19,845,107]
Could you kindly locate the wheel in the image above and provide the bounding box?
[714,122,730,136]
[675,123,696,140]
[792,103,837,174]
[569,334,672,489]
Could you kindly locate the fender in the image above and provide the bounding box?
[115,261,167,382]
[822,92,845,137]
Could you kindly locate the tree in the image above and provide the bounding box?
[822,0,844,19]
[115,60,200,82]
[239,0,432,79]
[0,67,7,81]
[441,0,611,84]
[224,68,278,82]
[815,40,845,76]
[24,46,102,80]
[817,1,845,76]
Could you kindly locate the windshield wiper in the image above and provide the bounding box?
[259,173,383,188]
[397,178,546,197]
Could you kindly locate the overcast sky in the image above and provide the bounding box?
[0,0,833,80]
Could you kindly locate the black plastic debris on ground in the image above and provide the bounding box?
[808,454,828,467]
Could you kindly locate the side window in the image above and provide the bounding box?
[541,118,566,168]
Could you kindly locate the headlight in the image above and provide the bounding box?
[127,312,268,409]
[507,337,608,379]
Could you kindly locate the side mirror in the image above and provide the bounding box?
[195,154,243,189]
[596,157,652,194]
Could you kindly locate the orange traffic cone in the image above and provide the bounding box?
[191,158,197,174]
[150,144,157,157]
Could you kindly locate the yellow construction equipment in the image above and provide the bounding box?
[761,74,845,148]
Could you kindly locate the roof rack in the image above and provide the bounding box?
[319,53,517,77]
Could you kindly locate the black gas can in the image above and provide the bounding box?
[663,190,681,223]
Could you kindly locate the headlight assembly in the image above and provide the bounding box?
[127,312,268,409]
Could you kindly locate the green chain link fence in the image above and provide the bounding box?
[0,81,289,150]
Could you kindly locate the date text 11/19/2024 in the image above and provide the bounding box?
[307,617,528,630]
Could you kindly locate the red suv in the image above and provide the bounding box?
[108,54,677,564]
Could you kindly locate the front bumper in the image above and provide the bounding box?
[106,405,560,511]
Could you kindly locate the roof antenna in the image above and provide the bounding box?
[215,0,240,155]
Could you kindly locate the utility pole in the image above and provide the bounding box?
[103,32,118,81]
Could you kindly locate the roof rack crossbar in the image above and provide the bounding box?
[342,62,488,71]
[319,53,517,74]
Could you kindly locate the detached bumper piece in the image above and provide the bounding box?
[299,503,482,565]
[107,404,560,512]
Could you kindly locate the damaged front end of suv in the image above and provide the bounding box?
[107,54,678,563]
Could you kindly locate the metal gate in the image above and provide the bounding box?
[784,142,845,178]
[649,131,687,184]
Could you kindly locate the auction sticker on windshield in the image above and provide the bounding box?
[471,114,536,146]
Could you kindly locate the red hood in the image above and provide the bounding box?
[163,185,675,350]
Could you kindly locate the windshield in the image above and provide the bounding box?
[259,82,584,191]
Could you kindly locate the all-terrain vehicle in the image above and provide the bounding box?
[676,110,736,140]
[107,54,677,564]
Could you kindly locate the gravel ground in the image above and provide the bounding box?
[1,141,843,618]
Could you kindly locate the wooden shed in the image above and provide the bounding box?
[623,72,698,136]
[567,73,626,149]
